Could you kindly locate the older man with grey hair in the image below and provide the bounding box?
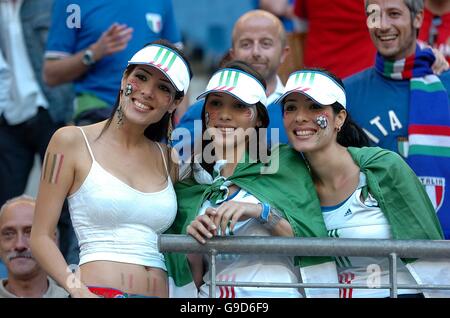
[0,195,68,298]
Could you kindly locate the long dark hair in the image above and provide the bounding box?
[199,60,269,175]
[98,39,193,142]
[303,68,370,148]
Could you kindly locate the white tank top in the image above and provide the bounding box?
[321,172,418,298]
[68,127,177,270]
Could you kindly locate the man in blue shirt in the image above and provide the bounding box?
[345,0,450,238]
[345,66,450,154]
[43,0,182,124]
[174,10,289,159]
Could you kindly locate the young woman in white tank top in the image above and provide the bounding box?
[278,69,446,298]
[173,61,338,298]
[30,40,192,298]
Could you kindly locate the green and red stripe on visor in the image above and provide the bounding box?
[196,68,267,107]
[127,44,190,94]
[276,70,347,108]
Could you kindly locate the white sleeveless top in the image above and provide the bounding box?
[321,172,418,298]
[68,127,177,270]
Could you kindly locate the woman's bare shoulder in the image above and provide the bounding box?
[50,126,83,148]
[50,123,103,148]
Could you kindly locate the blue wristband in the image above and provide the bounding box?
[258,202,271,224]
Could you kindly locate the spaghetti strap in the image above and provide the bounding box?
[77,127,95,161]
[155,142,171,180]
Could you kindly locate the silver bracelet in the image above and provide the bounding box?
[264,207,284,230]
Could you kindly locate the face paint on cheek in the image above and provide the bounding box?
[128,79,139,90]
[243,107,256,122]
[206,109,219,126]
[315,114,328,129]
[122,81,140,115]
[124,84,133,96]
[315,113,333,145]
[205,112,210,127]
[125,79,140,97]
[122,81,138,111]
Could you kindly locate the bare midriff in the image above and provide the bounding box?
[80,261,168,297]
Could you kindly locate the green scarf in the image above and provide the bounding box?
[348,147,450,297]
[164,144,332,291]
[348,146,443,241]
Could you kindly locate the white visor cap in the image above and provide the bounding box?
[197,68,267,107]
[128,44,190,94]
[276,71,346,108]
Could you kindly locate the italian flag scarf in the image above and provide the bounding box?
[375,45,450,239]
[164,145,338,298]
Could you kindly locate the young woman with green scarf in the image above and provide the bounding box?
[278,68,449,298]
[165,61,338,298]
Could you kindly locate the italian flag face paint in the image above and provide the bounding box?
[42,153,64,184]
[243,107,256,120]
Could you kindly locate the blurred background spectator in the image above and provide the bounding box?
[43,0,183,125]
[0,0,76,276]
[256,0,307,83]
[418,0,450,63]
[0,195,68,298]
[293,0,377,79]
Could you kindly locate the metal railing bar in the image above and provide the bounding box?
[209,249,217,299]
[158,235,450,297]
[159,235,450,258]
[389,252,398,298]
